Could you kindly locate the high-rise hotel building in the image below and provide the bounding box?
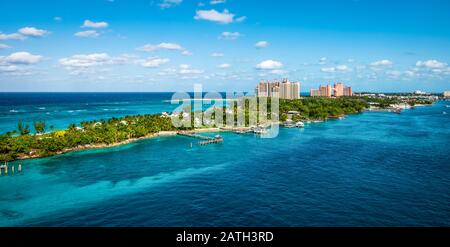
[255,79,300,99]
[310,82,353,97]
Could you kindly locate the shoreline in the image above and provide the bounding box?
[5,98,435,163]
[15,127,231,161]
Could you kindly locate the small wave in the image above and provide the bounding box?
[38,107,46,110]
[9,109,20,113]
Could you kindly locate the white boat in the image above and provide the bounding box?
[283,122,296,128]
[253,128,268,134]
[295,121,305,128]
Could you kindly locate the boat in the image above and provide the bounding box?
[283,122,296,128]
[295,121,305,128]
[253,127,268,135]
[393,108,402,114]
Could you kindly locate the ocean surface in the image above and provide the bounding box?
[0,93,449,226]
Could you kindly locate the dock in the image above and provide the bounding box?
[178,132,223,146]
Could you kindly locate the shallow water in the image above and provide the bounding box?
[0,94,449,226]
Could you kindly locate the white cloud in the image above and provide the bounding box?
[0,65,19,72]
[321,65,351,73]
[59,53,111,68]
[179,68,204,74]
[179,64,190,69]
[256,60,283,70]
[81,20,109,29]
[181,50,192,56]
[194,9,244,24]
[159,0,183,9]
[54,16,62,21]
[18,27,49,37]
[158,64,204,76]
[0,44,10,49]
[0,33,25,40]
[0,52,43,64]
[370,59,393,66]
[416,59,447,69]
[336,65,351,72]
[137,42,184,52]
[211,52,224,57]
[210,0,226,4]
[255,41,269,48]
[220,31,240,40]
[140,57,170,68]
[321,67,335,73]
[217,63,230,69]
[74,30,100,38]
[235,16,247,22]
[319,57,327,65]
[270,69,288,75]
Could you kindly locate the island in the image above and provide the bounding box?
[0,96,433,162]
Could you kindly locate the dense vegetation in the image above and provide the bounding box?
[0,96,431,162]
[0,114,187,161]
[278,97,367,121]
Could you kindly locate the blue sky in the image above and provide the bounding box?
[0,0,449,92]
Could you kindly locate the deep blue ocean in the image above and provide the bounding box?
[0,93,449,226]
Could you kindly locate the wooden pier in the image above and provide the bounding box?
[178,132,223,146]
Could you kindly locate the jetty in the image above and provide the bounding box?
[178,132,223,146]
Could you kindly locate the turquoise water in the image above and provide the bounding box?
[0,93,229,134]
[0,94,449,226]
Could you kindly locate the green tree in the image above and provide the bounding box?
[34,121,46,134]
[17,121,30,135]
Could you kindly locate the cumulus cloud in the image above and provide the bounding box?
[336,65,351,72]
[18,27,50,37]
[81,20,109,29]
[59,53,112,68]
[194,9,245,24]
[219,31,240,40]
[158,64,204,77]
[58,53,140,75]
[416,59,447,69]
[235,16,247,22]
[270,69,288,75]
[321,65,351,73]
[159,0,182,9]
[74,30,100,38]
[217,63,230,69]
[0,32,25,40]
[181,50,193,56]
[321,67,335,73]
[0,52,43,76]
[0,52,43,64]
[370,59,393,66]
[210,0,226,4]
[255,41,269,48]
[140,57,170,68]
[211,52,224,57]
[256,60,283,70]
[137,42,184,52]
[319,57,327,65]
